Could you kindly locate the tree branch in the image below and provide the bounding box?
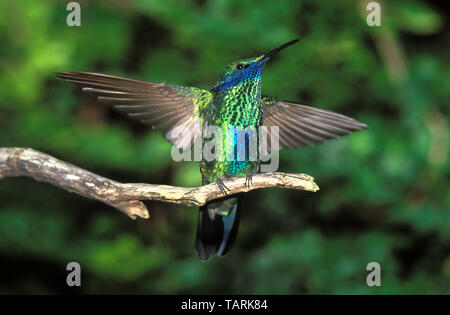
[0,147,319,220]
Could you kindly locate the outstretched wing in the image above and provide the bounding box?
[56,72,212,151]
[262,96,367,150]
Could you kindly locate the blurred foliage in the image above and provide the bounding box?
[0,0,448,294]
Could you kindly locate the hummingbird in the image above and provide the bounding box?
[57,39,367,261]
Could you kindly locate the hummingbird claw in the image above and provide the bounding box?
[217,178,231,196]
[245,174,253,188]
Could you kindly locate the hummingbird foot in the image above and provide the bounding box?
[217,177,231,196]
[245,174,253,188]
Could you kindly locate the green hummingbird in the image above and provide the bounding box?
[57,39,367,261]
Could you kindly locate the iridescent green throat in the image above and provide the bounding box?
[210,79,263,128]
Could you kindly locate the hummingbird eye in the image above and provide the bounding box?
[236,64,244,70]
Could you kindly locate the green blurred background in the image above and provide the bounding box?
[0,0,448,294]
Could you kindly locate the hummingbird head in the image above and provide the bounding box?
[211,39,299,93]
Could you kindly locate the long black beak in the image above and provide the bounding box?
[261,38,300,60]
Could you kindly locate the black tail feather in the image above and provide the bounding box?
[194,198,241,261]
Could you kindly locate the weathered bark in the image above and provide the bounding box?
[0,147,319,219]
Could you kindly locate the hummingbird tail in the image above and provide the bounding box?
[194,198,241,261]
